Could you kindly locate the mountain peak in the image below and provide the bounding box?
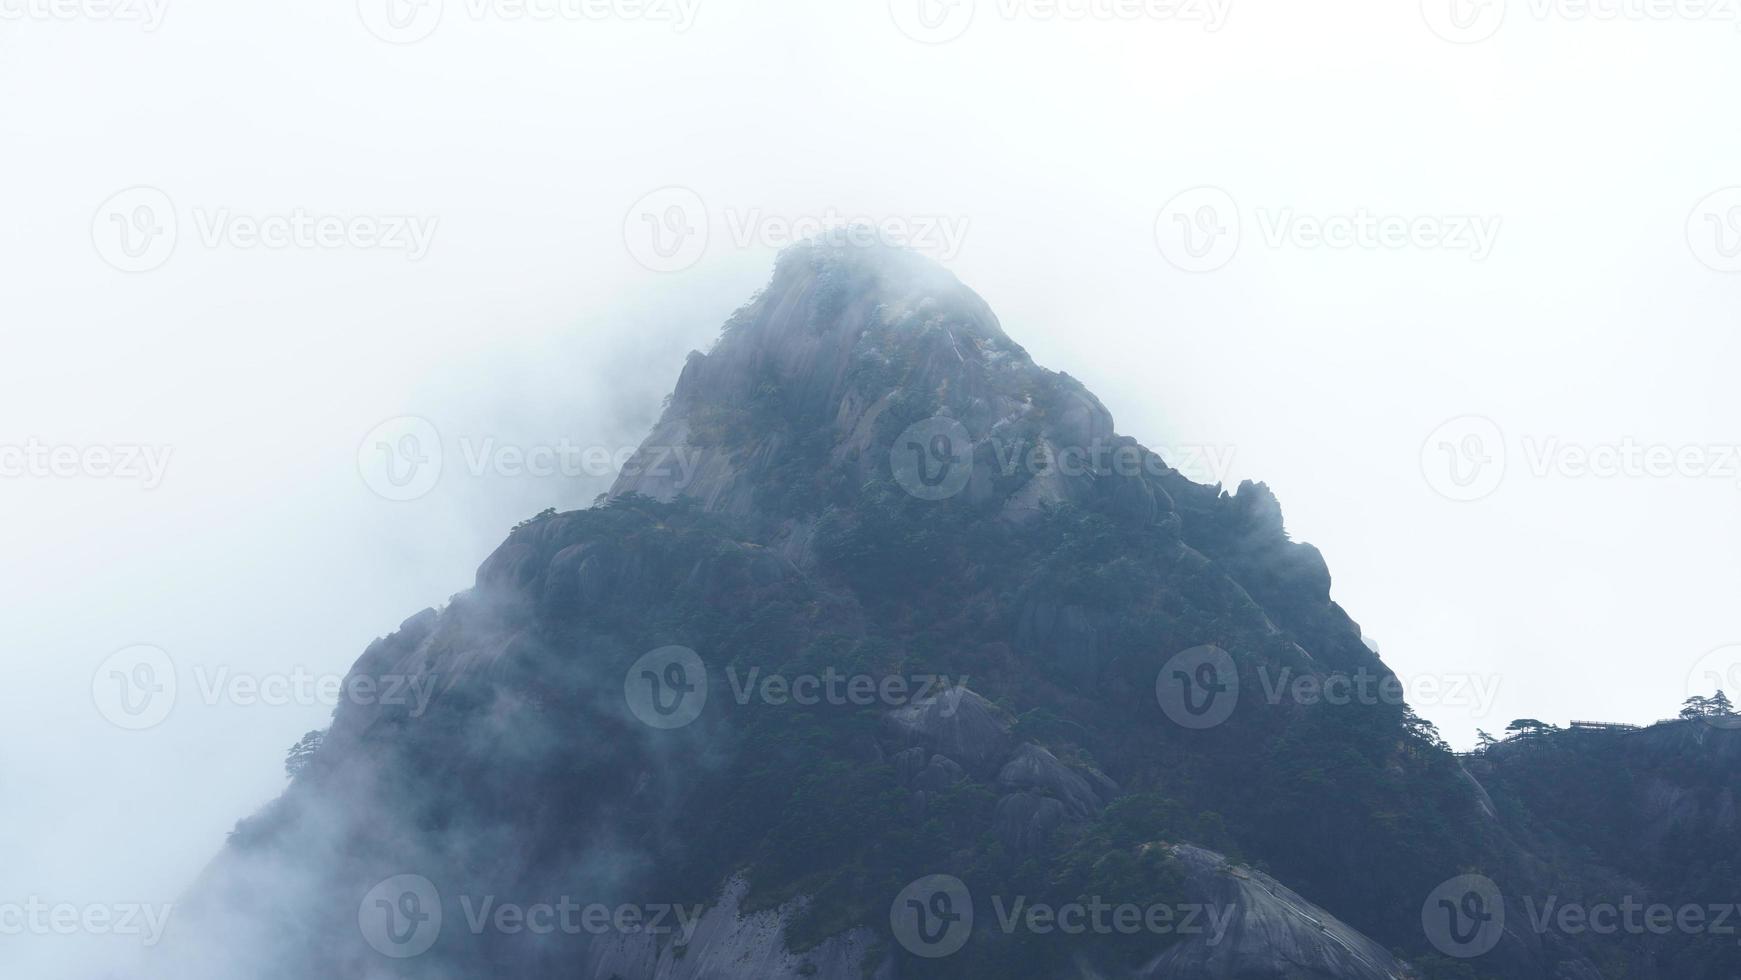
[148,243,1740,980]
[611,238,1146,530]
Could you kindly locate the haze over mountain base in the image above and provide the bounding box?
[142,241,1741,980]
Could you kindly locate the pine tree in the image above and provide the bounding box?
[284,730,325,779]
[1506,718,1555,738]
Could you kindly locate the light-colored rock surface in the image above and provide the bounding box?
[1139,844,1413,980]
[881,688,1014,773]
[584,878,891,980]
[997,743,1111,818]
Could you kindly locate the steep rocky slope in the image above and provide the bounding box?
[147,239,1737,980]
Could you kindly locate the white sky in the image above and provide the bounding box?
[4,1,1740,975]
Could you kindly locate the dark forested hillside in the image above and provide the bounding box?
[149,241,1740,980]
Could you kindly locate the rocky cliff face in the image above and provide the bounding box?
[147,240,1738,980]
